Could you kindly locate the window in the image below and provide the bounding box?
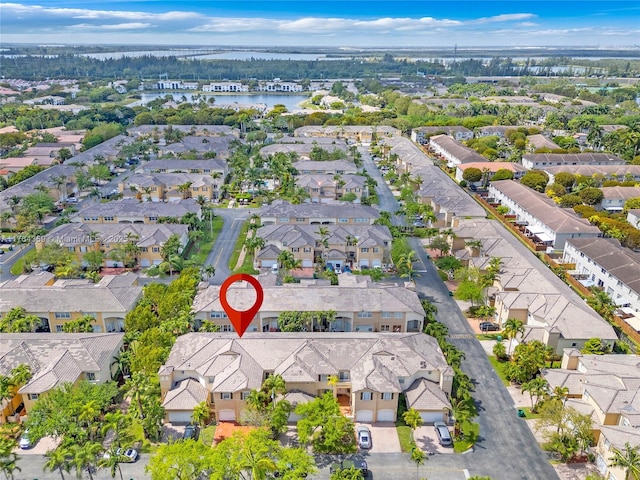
[104,216,114,221]
[140,247,148,252]
[55,325,64,332]
[210,311,228,318]
[221,392,232,400]
[148,216,158,221]
[398,378,405,384]
[373,247,379,253]
[67,246,75,252]
[208,377,215,383]
[291,247,300,253]
[318,374,330,382]
[355,218,369,223]
[358,311,372,318]
[295,218,305,222]
[360,392,372,401]
[360,248,369,253]
[279,217,290,223]
[303,247,311,253]
[28,394,39,400]
[79,246,88,253]
[222,325,234,332]
[382,392,394,400]
[338,218,348,223]
[338,371,350,381]
[604,438,610,450]
[84,312,97,318]
[55,312,71,319]
[241,391,250,400]
[152,247,160,253]
[380,325,390,332]
[381,312,392,318]
[86,372,96,381]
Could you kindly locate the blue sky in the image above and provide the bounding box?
[1,1,639,47]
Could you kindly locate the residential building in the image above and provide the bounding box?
[377,136,434,172]
[203,82,249,92]
[454,162,527,184]
[542,165,640,184]
[0,272,142,333]
[488,180,601,250]
[522,153,627,170]
[563,237,640,312]
[36,223,189,268]
[475,126,525,138]
[23,142,77,165]
[294,160,358,175]
[255,224,391,269]
[257,82,304,92]
[119,172,221,202]
[411,126,473,144]
[259,200,378,226]
[296,174,366,202]
[527,134,560,152]
[159,135,237,160]
[294,126,400,145]
[135,159,227,177]
[428,135,487,168]
[159,332,453,424]
[0,333,124,422]
[72,199,202,224]
[155,81,198,90]
[260,142,349,160]
[192,275,425,333]
[628,209,640,229]
[600,186,640,212]
[595,426,640,480]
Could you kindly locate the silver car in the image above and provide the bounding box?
[357,426,371,449]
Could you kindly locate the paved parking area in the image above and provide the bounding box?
[414,425,454,454]
[356,422,401,453]
[13,435,60,455]
[161,422,186,443]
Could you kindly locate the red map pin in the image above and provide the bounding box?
[219,274,264,338]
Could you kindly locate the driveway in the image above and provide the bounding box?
[357,422,401,454]
[414,425,454,454]
[13,435,60,455]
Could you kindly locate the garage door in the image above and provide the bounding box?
[218,409,236,422]
[167,411,192,424]
[377,409,395,422]
[419,411,444,424]
[302,259,313,267]
[372,259,382,268]
[288,412,302,423]
[359,259,369,268]
[356,410,373,422]
[261,260,276,268]
[140,259,151,267]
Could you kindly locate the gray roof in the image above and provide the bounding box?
[565,237,640,297]
[0,333,123,394]
[0,163,78,211]
[73,198,201,220]
[294,160,358,174]
[377,136,434,169]
[137,159,227,173]
[162,332,449,394]
[413,126,472,135]
[129,125,239,137]
[259,200,379,220]
[601,186,640,201]
[120,172,218,189]
[489,180,600,235]
[527,134,560,150]
[162,378,208,410]
[429,135,487,164]
[0,272,142,314]
[260,142,348,157]
[404,378,451,411]
[296,174,365,189]
[162,135,236,159]
[43,222,188,248]
[542,165,640,178]
[257,224,391,250]
[523,152,626,165]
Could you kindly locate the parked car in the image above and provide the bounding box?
[19,430,33,449]
[357,426,371,449]
[273,464,307,478]
[182,424,200,441]
[479,322,501,332]
[330,459,368,477]
[434,421,452,447]
[103,447,138,462]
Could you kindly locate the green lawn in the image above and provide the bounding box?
[10,249,37,275]
[476,333,503,341]
[228,221,250,270]
[395,425,414,453]
[518,406,541,420]
[189,217,224,266]
[200,424,216,447]
[487,355,511,386]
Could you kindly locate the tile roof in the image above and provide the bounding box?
[601,186,640,201]
[257,224,391,250]
[429,135,487,164]
[259,200,379,220]
[42,223,188,248]
[294,160,358,173]
[523,152,626,165]
[0,333,123,394]
[404,378,451,411]
[542,165,640,178]
[137,159,227,173]
[73,198,201,220]
[565,237,640,297]
[162,378,209,410]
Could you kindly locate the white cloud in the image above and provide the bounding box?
[69,22,153,30]
[473,13,536,24]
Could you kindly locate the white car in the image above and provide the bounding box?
[357,426,371,449]
[103,447,138,463]
[19,430,33,449]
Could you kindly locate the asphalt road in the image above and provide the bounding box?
[358,146,402,226]
[206,208,250,285]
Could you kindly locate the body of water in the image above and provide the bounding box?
[79,49,349,61]
[130,92,309,111]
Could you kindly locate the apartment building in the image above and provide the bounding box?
[294,126,400,145]
[72,199,202,224]
[521,153,627,170]
[135,159,227,177]
[542,165,640,184]
[600,186,640,212]
[259,200,378,226]
[202,82,249,92]
[159,332,453,424]
[428,135,487,168]
[294,160,358,175]
[454,162,527,184]
[0,272,142,333]
[296,174,366,202]
[411,126,473,144]
[119,173,221,202]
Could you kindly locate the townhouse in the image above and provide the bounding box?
[454,162,527,184]
[527,134,561,152]
[258,200,379,226]
[159,135,237,160]
[521,153,627,171]
[428,135,487,168]
[159,332,453,425]
[542,165,640,184]
[475,125,526,138]
[135,159,227,177]
[411,126,473,144]
[257,81,304,92]
[296,174,366,203]
[71,199,202,224]
[0,272,142,333]
[488,180,601,251]
[450,218,617,353]
[192,274,425,334]
[202,82,249,92]
[23,142,77,165]
[260,142,349,160]
[600,186,640,212]
[294,126,400,145]
[255,223,392,270]
[37,223,189,268]
[563,237,640,312]
[543,350,640,480]
[0,333,124,423]
[628,209,640,229]
[294,160,358,175]
[377,136,433,172]
[119,172,221,202]
[412,165,487,226]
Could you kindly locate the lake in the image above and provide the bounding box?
[130,92,310,111]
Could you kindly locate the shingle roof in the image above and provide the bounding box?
[523,152,626,165]
[601,186,640,201]
[294,160,358,174]
[542,165,640,178]
[429,135,487,164]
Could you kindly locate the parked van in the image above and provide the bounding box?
[434,422,452,446]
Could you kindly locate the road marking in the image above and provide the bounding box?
[464,469,471,478]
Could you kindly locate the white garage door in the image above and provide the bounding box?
[377,409,395,422]
[140,259,151,267]
[218,409,236,422]
[359,259,369,268]
[419,411,444,424]
[261,260,277,268]
[356,410,373,422]
[168,411,192,424]
[302,259,313,267]
[372,259,382,268]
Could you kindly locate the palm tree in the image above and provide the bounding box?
[52,175,68,201]
[100,411,133,450]
[200,265,215,281]
[192,401,210,437]
[97,447,128,480]
[246,389,269,413]
[403,408,423,431]
[71,442,103,480]
[43,447,71,480]
[410,446,426,480]
[504,318,525,355]
[521,377,548,412]
[587,289,616,321]
[609,442,640,480]
[448,397,476,435]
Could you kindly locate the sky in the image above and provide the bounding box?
[1,1,639,48]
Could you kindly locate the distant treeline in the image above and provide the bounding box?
[2,54,638,81]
